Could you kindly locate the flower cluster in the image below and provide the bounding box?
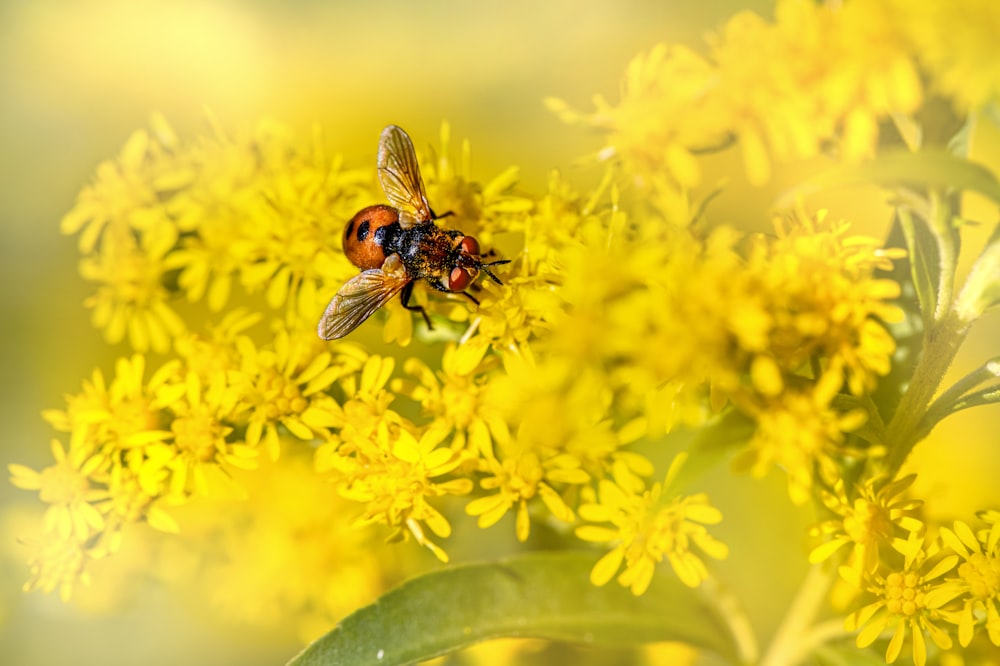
[9,1,1000,663]
[547,0,998,191]
[8,110,905,618]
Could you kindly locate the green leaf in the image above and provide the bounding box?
[956,221,1000,323]
[777,150,1000,208]
[288,551,742,666]
[870,218,925,410]
[897,207,942,326]
[920,357,1000,435]
[939,385,1000,415]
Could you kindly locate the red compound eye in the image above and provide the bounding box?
[458,236,480,256]
[448,267,474,292]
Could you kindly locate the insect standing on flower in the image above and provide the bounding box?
[318,125,510,340]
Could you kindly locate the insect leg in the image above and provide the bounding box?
[400,281,433,330]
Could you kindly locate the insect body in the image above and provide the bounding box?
[318,125,509,340]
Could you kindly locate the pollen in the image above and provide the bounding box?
[258,370,308,420]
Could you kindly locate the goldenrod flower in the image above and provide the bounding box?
[733,372,869,505]
[322,423,472,563]
[235,328,344,460]
[79,224,186,353]
[162,456,397,643]
[846,532,958,666]
[60,115,192,254]
[811,475,924,576]
[576,455,727,595]
[395,342,505,459]
[18,528,101,603]
[550,0,925,187]
[935,518,1000,647]
[465,447,578,543]
[894,0,1000,110]
[138,370,254,500]
[41,354,178,453]
[421,122,533,246]
[12,4,999,656]
[172,308,262,383]
[8,440,106,544]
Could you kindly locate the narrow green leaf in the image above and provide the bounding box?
[956,221,1000,323]
[870,218,925,410]
[924,383,1000,427]
[916,357,1000,440]
[940,386,1000,415]
[777,150,1000,208]
[288,551,742,666]
[897,207,941,327]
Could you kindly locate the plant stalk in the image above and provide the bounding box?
[883,311,969,476]
[759,564,834,666]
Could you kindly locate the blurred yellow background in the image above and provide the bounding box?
[1,1,997,665]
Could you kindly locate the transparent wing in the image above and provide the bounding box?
[317,260,411,340]
[377,125,432,227]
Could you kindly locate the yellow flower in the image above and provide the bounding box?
[732,371,869,505]
[465,448,578,543]
[18,528,102,603]
[139,370,255,500]
[322,352,400,447]
[811,474,924,576]
[394,342,506,460]
[894,0,1000,110]
[60,114,193,253]
[465,273,557,356]
[483,354,626,484]
[935,518,1000,647]
[172,308,261,383]
[846,532,959,666]
[419,122,533,248]
[8,440,106,543]
[324,423,472,563]
[41,354,178,454]
[753,211,904,396]
[97,461,179,539]
[235,328,344,460]
[79,223,186,353]
[552,0,927,188]
[154,455,399,642]
[576,455,727,595]
[546,42,720,193]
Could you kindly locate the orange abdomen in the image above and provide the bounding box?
[342,204,399,270]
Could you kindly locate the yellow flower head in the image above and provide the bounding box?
[576,455,728,595]
[8,440,106,545]
[811,474,924,576]
[846,532,958,666]
[934,517,1000,648]
[234,327,347,461]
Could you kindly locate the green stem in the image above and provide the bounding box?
[927,190,958,323]
[797,618,853,658]
[759,564,834,666]
[884,311,969,476]
[701,575,759,665]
